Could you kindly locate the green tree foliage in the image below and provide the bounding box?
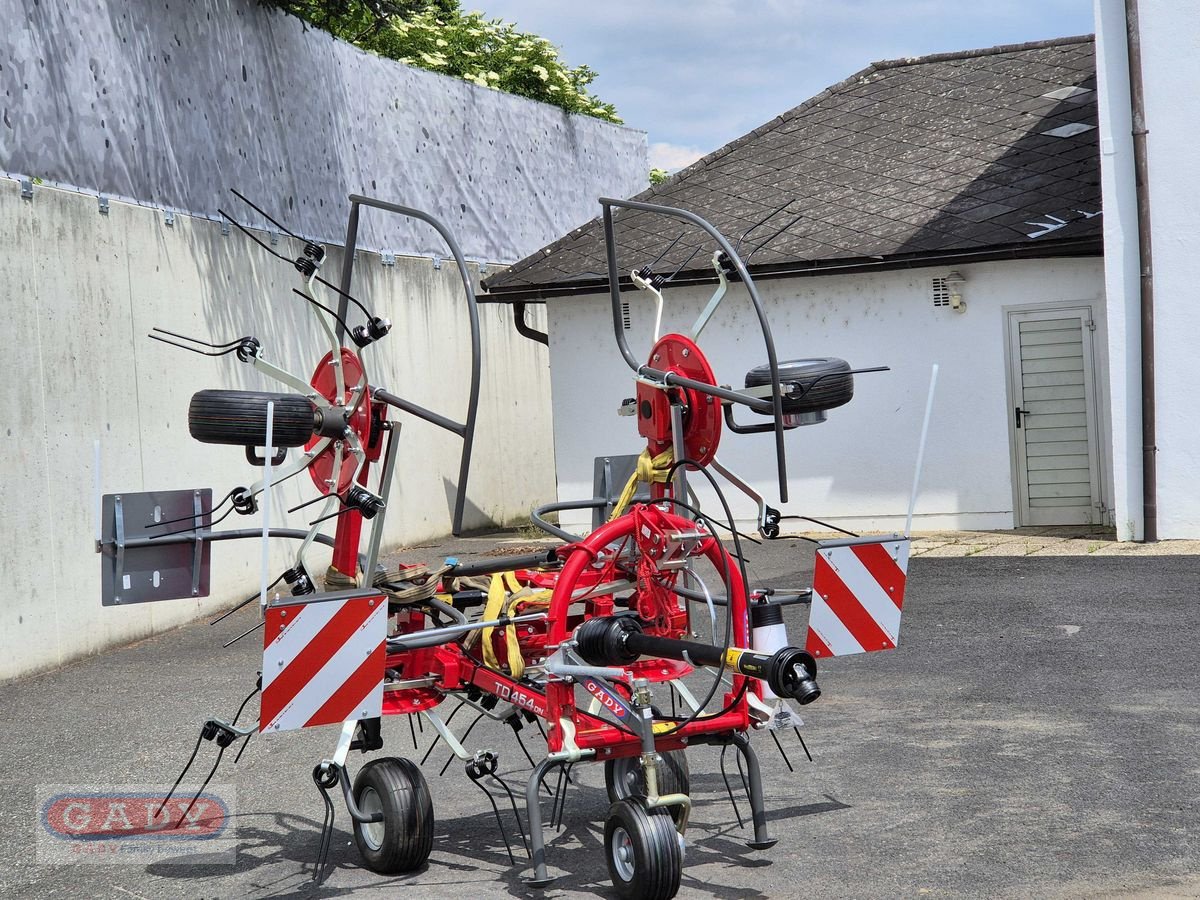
[649,168,668,185]
[262,1,620,123]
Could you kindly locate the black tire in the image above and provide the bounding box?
[351,757,434,874]
[605,749,689,806]
[744,357,854,413]
[188,389,315,448]
[604,799,683,900]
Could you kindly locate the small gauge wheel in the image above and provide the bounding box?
[351,757,434,874]
[604,798,683,900]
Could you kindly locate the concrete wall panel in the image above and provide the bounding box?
[0,181,556,680]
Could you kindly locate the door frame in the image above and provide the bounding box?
[1002,300,1108,527]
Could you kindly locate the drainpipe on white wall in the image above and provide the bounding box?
[1124,0,1157,542]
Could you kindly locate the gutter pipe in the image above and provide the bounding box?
[1125,0,1157,542]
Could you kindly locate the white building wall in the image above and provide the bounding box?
[1099,4,1200,539]
[0,181,555,680]
[1093,0,1145,541]
[546,258,1107,536]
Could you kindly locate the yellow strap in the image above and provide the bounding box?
[481,573,555,679]
[481,573,507,670]
[609,447,675,521]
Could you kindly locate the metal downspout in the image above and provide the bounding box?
[1125,0,1157,541]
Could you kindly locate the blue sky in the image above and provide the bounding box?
[479,1,1095,169]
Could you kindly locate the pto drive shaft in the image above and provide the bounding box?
[573,616,821,704]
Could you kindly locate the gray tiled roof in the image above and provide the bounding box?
[483,35,1100,301]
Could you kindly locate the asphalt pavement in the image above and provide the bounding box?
[2,531,1198,899]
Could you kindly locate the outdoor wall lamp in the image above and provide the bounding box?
[945,270,966,313]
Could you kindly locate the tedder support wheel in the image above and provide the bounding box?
[351,757,434,874]
[744,357,854,414]
[188,389,315,448]
[604,799,684,900]
[605,750,690,822]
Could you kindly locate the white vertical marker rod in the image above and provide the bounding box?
[905,364,939,537]
[93,439,102,545]
[260,401,275,610]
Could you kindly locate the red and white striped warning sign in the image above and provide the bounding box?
[806,538,910,658]
[260,591,387,732]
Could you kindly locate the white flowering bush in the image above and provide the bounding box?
[265,2,621,123]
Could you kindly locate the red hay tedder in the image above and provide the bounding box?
[97,193,919,899]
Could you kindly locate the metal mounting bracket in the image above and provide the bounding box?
[99,488,212,605]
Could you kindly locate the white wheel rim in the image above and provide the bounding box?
[359,786,385,851]
[611,824,636,881]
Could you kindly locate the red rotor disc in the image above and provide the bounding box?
[648,333,722,467]
[305,348,371,494]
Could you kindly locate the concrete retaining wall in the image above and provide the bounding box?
[2,0,648,262]
[0,179,556,680]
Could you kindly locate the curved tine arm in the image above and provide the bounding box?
[599,197,790,502]
[341,195,483,536]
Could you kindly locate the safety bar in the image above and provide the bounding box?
[529,498,605,543]
[599,197,790,502]
[336,195,482,536]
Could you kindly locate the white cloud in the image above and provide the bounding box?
[649,142,707,172]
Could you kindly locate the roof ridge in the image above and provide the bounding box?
[871,33,1094,71]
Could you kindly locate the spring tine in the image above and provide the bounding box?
[733,200,793,255]
[663,244,704,283]
[211,574,282,626]
[152,502,237,540]
[466,765,515,865]
[222,618,264,649]
[508,718,538,770]
[218,209,293,263]
[550,767,566,830]
[153,488,237,531]
[234,734,255,763]
[769,728,794,773]
[225,195,376,320]
[719,744,744,829]
[409,715,419,751]
[150,326,246,349]
[292,288,353,335]
[154,729,206,820]
[745,212,805,263]
[287,492,334,515]
[147,332,242,357]
[642,232,685,273]
[734,742,750,798]
[795,727,813,763]
[488,772,531,858]
[174,744,226,828]
[311,769,336,882]
[230,189,304,241]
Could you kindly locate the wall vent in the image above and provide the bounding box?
[931,277,951,308]
[621,299,632,330]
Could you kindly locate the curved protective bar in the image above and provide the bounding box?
[599,197,790,502]
[529,498,606,543]
[338,195,483,536]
